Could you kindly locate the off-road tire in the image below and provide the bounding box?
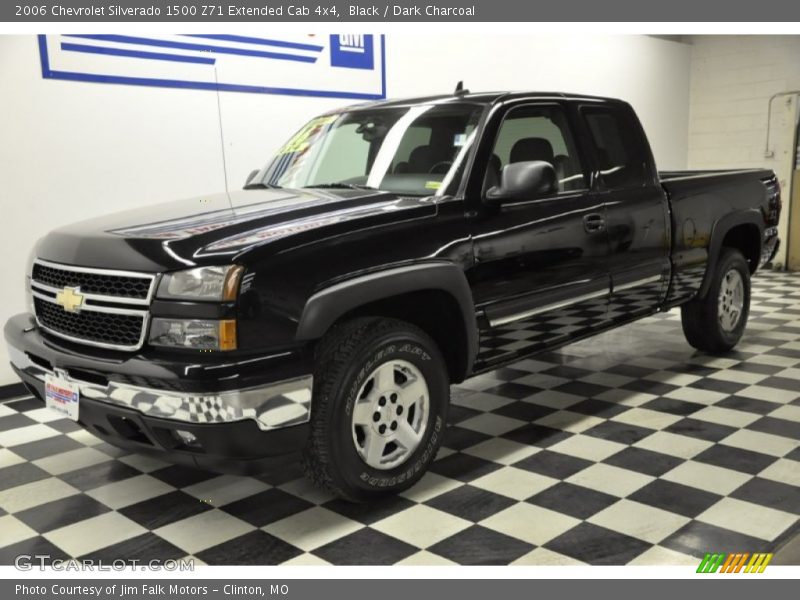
[681,247,751,354]
[303,317,449,502]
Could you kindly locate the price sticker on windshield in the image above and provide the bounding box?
[278,115,338,155]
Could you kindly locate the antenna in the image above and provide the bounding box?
[214,66,233,209]
[454,81,468,95]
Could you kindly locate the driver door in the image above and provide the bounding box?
[467,101,611,370]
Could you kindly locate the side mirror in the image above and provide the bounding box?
[244,169,260,186]
[485,160,558,205]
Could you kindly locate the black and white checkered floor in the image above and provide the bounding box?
[1,271,799,566]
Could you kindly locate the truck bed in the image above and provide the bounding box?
[658,166,780,307]
[659,168,772,183]
[660,167,776,205]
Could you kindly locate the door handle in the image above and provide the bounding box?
[583,213,606,233]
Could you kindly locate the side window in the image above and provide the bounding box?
[487,105,587,194]
[583,107,650,189]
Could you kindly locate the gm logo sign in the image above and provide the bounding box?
[38,34,386,100]
[330,34,374,70]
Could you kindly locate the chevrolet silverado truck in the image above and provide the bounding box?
[5,91,781,501]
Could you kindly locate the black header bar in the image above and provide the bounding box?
[3,0,800,22]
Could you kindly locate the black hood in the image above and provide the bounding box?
[36,188,436,272]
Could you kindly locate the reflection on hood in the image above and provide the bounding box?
[201,200,402,254]
[107,196,329,240]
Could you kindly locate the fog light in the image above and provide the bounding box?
[174,430,199,447]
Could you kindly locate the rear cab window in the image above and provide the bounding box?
[582,105,651,189]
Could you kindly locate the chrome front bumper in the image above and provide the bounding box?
[8,345,313,431]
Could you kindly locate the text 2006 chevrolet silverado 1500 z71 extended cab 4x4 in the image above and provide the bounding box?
[5,91,781,501]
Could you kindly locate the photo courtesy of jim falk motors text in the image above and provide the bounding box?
[15,583,287,596]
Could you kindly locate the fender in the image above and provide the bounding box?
[296,262,478,376]
[696,208,764,299]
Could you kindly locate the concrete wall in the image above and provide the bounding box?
[687,35,800,267]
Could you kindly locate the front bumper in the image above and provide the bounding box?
[5,313,313,474]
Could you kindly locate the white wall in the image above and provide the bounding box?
[687,35,800,267]
[387,35,691,170]
[0,33,691,386]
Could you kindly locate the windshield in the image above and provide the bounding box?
[257,103,484,196]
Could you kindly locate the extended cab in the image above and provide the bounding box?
[5,91,782,501]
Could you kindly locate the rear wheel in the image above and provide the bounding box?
[303,317,449,502]
[681,247,751,354]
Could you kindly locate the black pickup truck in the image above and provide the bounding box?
[5,91,781,501]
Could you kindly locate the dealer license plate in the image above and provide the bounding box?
[45,374,79,421]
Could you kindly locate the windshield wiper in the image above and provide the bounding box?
[304,182,378,191]
[243,182,282,190]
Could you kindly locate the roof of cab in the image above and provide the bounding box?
[341,90,625,112]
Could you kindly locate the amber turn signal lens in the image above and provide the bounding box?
[219,319,237,351]
[222,266,245,302]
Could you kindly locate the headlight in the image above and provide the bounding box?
[157,265,244,301]
[149,318,237,351]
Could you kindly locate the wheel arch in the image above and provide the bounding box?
[296,263,478,383]
[697,209,763,299]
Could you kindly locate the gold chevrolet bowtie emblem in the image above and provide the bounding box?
[55,287,84,313]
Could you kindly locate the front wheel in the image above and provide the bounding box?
[303,317,449,502]
[681,247,751,354]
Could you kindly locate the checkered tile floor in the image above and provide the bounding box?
[1,271,799,566]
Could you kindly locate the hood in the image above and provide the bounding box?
[36,188,436,272]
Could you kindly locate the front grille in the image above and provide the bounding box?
[32,263,152,300]
[30,259,156,351]
[34,298,145,349]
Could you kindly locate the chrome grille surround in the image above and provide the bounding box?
[30,259,157,351]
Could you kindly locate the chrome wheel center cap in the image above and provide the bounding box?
[370,389,402,437]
